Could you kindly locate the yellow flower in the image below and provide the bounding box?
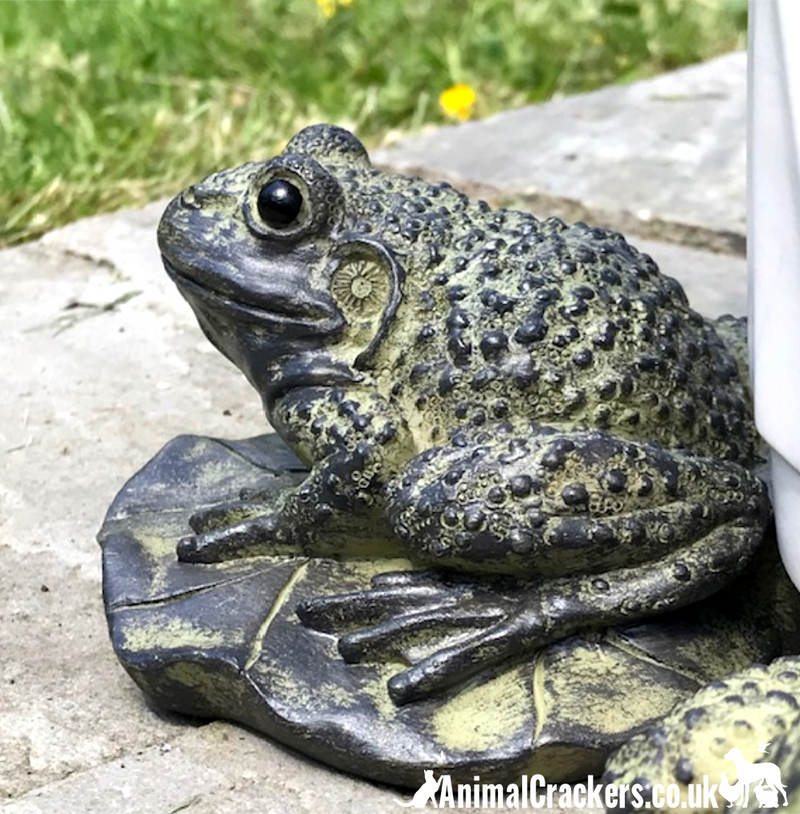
[317,0,352,17]
[439,84,477,122]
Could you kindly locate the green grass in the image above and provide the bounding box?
[0,0,747,247]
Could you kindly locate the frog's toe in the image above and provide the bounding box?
[386,614,533,705]
[296,581,463,633]
[188,507,216,534]
[177,527,251,563]
[239,484,275,501]
[189,500,268,534]
[370,570,451,589]
[337,603,507,662]
[177,532,222,563]
[177,515,282,563]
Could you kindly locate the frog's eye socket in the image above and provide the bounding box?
[256,179,303,228]
[246,158,340,239]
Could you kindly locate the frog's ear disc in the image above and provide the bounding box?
[285,124,371,168]
[329,238,404,368]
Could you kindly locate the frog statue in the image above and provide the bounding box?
[101,124,800,792]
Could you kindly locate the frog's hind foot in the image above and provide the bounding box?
[298,507,768,705]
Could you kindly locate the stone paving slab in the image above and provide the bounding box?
[375,52,746,253]
[0,202,263,802]
[1,722,583,814]
[1,62,748,811]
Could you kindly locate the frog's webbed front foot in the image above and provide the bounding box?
[176,487,378,564]
[176,440,389,564]
[176,477,313,563]
[176,386,414,564]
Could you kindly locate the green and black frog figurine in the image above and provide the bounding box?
[101,124,800,801]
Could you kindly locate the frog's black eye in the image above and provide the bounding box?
[256,179,303,228]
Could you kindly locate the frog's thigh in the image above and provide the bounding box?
[386,430,768,576]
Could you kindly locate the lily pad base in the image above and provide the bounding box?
[100,433,797,787]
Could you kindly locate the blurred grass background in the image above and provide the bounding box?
[0,0,747,247]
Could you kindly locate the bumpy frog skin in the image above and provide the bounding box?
[158,124,769,705]
[603,656,800,812]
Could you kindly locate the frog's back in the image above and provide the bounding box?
[334,168,756,467]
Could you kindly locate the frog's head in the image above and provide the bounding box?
[158,124,418,405]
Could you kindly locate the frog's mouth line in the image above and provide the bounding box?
[163,258,339,332]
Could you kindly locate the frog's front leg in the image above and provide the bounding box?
[301,428,770,703]
[177,387,414,563]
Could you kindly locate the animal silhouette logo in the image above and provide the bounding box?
[719,772,745,807]
[394,769,442,808]
[755,783,781,808]
[722,744,788,808]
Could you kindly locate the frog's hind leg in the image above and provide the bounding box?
[371,428,771,702]
[387,428,769,578]
[300,501,769,705]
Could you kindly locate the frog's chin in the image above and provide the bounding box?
[176,281,358,405]
[259,356,364,406]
